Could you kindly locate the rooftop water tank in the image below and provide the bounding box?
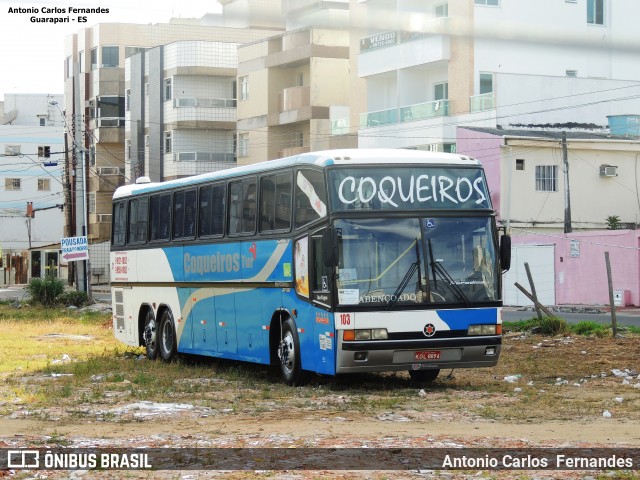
[607,114,640,137]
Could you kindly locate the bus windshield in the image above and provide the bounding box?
[335,217,498,307]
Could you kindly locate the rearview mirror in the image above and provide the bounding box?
[322,226,339,267]
[499,234,511,272]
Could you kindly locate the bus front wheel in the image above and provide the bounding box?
[143,309,158,360]
[278,318,304,386]
[408,368,440,383]
[158,309,177,362]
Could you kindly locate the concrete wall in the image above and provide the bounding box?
[512,230,640,306]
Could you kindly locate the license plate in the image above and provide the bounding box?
[415,350,441,361]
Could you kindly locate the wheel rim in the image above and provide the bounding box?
[144,317,156,350]
[161,316,173,353]
[281,330,296,375]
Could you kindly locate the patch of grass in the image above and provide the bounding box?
[570,321,609,337]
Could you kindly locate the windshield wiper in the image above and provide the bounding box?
[428,239,471,307]
[386,240,421,310]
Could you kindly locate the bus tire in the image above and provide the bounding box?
[158,309,177,362]
[408,368,440,383]
[142,309,158,360]
[278,318,304,386]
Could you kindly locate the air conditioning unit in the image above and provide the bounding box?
[599,165,618,177]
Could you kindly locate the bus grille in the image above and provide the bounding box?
[114,289,125,330]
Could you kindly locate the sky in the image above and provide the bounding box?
[0,0,222,101]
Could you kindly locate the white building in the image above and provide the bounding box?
[0,94,65,282]
[354,0,640,151]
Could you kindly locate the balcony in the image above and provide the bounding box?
[400,100,449,122]
[360,107,399,128]
[174,97,237,108]
[331,117,350,135]
[470,92,495,112]
[174,152,236,163]
[280,85,310,112]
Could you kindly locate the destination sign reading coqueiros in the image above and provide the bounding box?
[328,167,492,211]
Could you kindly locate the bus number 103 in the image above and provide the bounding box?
[339,314,351,326]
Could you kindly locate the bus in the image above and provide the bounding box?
[110,149,511,385]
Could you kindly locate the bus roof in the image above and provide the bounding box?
[113,148,480,199]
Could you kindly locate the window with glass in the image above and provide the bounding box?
[164,131,172,154]
[475,0,499,5]
[164,78,172,101]
[5,178,21,190]
[587,0,604,24]
[479,73,493,94]
[90,48,98,70]
[239,76,249,100]
[173,189,197,239]
[199,183,225,237]
[112,202,127,246]
[38,179,51,191]
[434,82,448,101]
[149,194,171,241]
[229,178,257,235]
[37,146,51,158]
[128,197,148,244]
[535,165,558,192]
[101,46,119,67]
[435,2,448,17]
[238,133,248,157]
[260,173,292,232]
[294,170,327,229]
[335,217,498,307]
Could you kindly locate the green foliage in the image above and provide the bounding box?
[58,290,90,308]
[571,321,608,337]
[538,316,568,336]
[605,215,621,230]
[26,277,65,306]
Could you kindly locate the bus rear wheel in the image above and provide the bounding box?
[143,309,158,360]
[158,309,177,362]
[408,368,440,383]
[278,318,304,386]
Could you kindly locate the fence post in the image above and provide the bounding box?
[524,262,543,320]
[604,252,618,337]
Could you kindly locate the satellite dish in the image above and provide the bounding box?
[0,110,18,125]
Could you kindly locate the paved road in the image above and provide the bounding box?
[503,307,640,327]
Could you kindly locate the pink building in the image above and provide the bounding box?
[457,126,640,306]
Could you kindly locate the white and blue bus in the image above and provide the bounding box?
[110,149,511,385]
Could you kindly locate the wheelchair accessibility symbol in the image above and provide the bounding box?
[425,219,436,228]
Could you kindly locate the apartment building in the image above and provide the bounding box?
[236,26,357,165]
[354,0,640,152]
[0,94,65,282]
[126,40,247,183]
[64,21,280,243]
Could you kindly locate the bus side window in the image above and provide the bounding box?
[260,173,291,233]
[229,179,256,235]
[127,197,148,244]
[150,194,171,241]
[173,189,196,239]
[112,202,126,246]
[294,169,327,229]
[199,183,225,237]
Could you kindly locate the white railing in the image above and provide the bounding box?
[174,97,236,108]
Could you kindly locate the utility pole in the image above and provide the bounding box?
[73,62,89,294]
[562,131,572,233]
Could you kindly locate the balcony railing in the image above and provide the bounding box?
[359,108,398,128]
[470,92,495,112]
[174,152,236,163]
[279,85,310,112]
[174,97,237,108]
[96,117,125,127]
[331,117,350,135]
[400,99,449,122]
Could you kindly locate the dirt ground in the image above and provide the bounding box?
[1,332,640,479]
